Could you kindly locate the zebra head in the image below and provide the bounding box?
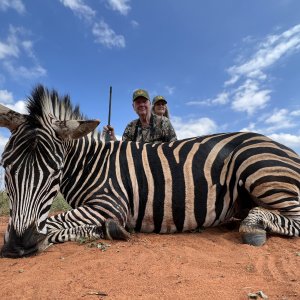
[0,85,99,258]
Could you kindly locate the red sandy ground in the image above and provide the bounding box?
[0,216,299,300]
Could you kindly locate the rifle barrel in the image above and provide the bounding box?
[108,86,112,126]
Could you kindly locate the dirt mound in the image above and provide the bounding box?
[0,216,299,299]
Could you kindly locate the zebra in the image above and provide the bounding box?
[0,85,300,258]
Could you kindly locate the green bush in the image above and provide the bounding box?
[50,193,71,213]
[0,192,10,216]
[0,192,71,216]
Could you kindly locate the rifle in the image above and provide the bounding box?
[105,86,113,141]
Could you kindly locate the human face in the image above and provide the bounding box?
[154,101,166,116]
[133,97,151,117]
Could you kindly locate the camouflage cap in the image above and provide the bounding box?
[152,95,167,105]
[132,89,150,102]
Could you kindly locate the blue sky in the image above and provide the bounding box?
[1,0,300,154]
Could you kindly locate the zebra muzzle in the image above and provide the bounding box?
[0,224,47,258]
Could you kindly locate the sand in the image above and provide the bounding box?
[0,216,299,300]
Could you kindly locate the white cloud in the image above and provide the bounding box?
[5,100,27,114]
[59,0,126,49]
[224,75,239,87]
[0,133,9,158]
[231,80,271,114]
[0,89,13,103]
[240,122,257,132]
[172,116,218,139]
[106,0,131,15]
[290,110,300,116]
[265,122,295,133]
[0,88,27,114]
[0,26,47,81]
[93,21,125,48]
[0,0,25,14]
[240,105,300,136]
[3,61,47,80]
[21,40,35,58]
[0,41,18,60]
[59,0,95,22]
[0,26,20,60]
[211,92,229,105]
[186,99,210,106]
[265,108,289,124]
[165,85,175,95]
[220,24,300,115]
[227,24,300,85]
[260,108,297,132]
[268,133,300,152]
[131,20,139,28]
[186,92,229,107]
[239,127,300,154]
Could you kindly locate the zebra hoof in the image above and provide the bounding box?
[104,219,130,241]
[239,222,267,246]
[240,231,266,246]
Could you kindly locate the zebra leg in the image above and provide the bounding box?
[48,224,103,242]
[38,223,104,252]
[239,205,300,246]
[45,209,129,244]
[45,220,129,245]
[239,176,300,246]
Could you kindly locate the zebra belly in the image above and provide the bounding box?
[126,200,225,233]
[127,216,198,233]
[126,180,234,233]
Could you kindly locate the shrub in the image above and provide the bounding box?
[0,192,70,216]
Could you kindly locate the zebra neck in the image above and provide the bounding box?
[60,138,125,207]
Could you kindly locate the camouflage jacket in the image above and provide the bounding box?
[122,114,177,143]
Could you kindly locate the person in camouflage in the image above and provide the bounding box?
[151,95,170,118]
[122,113,177,143]
[103,89,177,143]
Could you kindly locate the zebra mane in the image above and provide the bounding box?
[26,85,85,124]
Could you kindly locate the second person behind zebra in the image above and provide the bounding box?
[151,95,170,118]
[103,89,177,143]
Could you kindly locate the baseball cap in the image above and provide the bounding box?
[152,95,167,105]
[132,89,150,101]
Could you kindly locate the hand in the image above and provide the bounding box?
[102,125,117,141]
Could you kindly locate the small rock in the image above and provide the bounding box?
[247,291,268,299]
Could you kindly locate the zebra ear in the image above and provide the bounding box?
[51,119,100,140]
[0,104,26,131]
